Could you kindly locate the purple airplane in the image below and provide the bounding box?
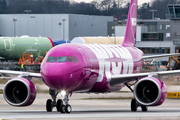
[1,0,180,114]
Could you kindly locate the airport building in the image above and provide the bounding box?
[0,14,113,40]
[115,19,173,55]
[111,4,180,61]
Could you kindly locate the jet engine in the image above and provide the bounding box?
[134,77,167,106]
[3,78,36,106]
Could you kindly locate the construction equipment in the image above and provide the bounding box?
[167,55,180,70]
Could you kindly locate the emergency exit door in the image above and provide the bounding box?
[3,39,11,51]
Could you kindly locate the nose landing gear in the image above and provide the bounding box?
[46,88,72,113]
[62,94,72,113]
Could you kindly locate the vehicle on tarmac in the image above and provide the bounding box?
[1,0,180,114]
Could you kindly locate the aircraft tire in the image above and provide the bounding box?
[65,104,72,113]
[141,106,148,112]
[60,105,66,113]
[56,99,63,112]
[46,99,53,112]
[131,99,137,112]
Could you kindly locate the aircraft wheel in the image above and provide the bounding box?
[131,99,137,112]
[61,105,66,113]
[141,106,148,112]
[46,99,53,112]
[65,104,72,113]
[56,99,63,112]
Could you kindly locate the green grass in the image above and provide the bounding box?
[171,83,180,85]
[0,89,3,94]
[0,78,44,84]
[83,97,134,100]
[36,89,49,94]
[167,97,180,99]
[116,91,131,93]
[0,88,49,94]
[0,79,8,84]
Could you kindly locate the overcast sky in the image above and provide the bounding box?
[73,0,151,5]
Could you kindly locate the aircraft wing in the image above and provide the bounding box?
[0,70,41,78]
[142,53,180,59]
[110,70,180,86]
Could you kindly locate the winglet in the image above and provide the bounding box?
[122,0,137,47]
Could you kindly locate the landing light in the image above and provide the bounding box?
[61,90,66,97]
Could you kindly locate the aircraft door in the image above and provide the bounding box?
[3,39,11,51]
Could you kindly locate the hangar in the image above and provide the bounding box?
[0,14,113,40]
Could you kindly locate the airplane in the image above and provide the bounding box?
[1,0,180,114]
[0,36,70,60]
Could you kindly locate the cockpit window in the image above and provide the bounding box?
[47,57,56,62]
[57,56,67,62]
[72,56,79,63]
[68,56,75,63]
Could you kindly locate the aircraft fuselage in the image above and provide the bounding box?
[41,43,143,93]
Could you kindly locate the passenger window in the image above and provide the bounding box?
[57,56,67,62]
[68,56,75,63]
[47,57,56,62]
[72,56,79,63]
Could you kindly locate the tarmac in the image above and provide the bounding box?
[1,93,180,120]
[1,77,180,119]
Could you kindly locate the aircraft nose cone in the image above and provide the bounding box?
[41,63,81,92]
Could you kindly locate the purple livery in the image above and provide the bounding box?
[1,0,180,113]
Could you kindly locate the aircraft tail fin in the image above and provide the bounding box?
[122,0,137,47]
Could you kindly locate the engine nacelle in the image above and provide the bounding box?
[134,77,167,106]
[3,78,36,106]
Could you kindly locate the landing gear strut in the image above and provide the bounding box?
[46,89,58,112]
[125,83,148,112]
[62,93,72,113]
[131,99,148,112]
[46,89,72,113]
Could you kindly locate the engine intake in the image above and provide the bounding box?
[3,78,36,106]
[134,77,167,106]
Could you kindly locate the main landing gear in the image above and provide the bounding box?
[46,89,72,113]
[131,99,148,112]
[125,83,148,112]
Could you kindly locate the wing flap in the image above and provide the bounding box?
[110,73,149,86]
[110,70,180,86]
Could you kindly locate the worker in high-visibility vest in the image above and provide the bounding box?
[21,64,24,71]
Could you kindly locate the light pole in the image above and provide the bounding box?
[62,19,66,42]
[13,18,17,37]
[114,18,118,44]
[149,9,157,19]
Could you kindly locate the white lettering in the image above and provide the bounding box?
[83,44,134,82]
